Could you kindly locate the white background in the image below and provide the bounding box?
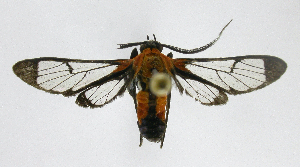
[1,1,299,166]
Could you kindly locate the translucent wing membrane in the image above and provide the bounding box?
[175,75,228,105]
[173,55,286,105]
[76,74,128,108]
[36,61,118,92]
[13,57,133,107]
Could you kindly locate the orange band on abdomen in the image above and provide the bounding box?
[136,91,149,124]
[156,96,167,121]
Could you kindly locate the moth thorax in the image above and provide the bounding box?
[150,72,172,97]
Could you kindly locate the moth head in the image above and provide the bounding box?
[140,40,163,53]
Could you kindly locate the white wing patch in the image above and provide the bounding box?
[78,78,125,107]
[186,59,266,92]
[176,75,228,105]
[37,61,117,92]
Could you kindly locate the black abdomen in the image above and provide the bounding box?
[138,106,166,142]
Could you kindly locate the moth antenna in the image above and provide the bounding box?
[161,19,233,54]
[147,35,149,40]
[153,34,156,41]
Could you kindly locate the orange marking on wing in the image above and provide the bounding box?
[156,96,167,121]
[172,59,190,72]
[112,60,133,73]
[136,91,149,124]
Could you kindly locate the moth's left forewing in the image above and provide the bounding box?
[172,56,287,105]
[13,58,134,108]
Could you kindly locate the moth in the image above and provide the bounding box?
[13,20,287,148]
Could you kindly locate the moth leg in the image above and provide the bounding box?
[139,134,143,147]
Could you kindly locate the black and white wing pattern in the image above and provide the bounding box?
[13,57,134,108]
[172,55,287,105]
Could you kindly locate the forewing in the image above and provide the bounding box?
[13,57,134,107]
[172,55,287,105]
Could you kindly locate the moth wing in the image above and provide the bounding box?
[172,55,287,105]
[13,57,134,107]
